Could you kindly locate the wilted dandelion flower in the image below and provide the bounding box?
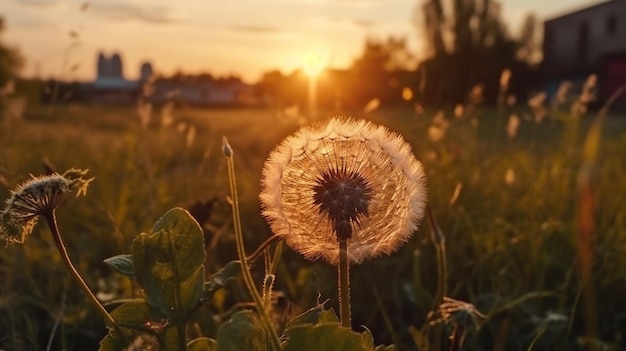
[0,169,93,245]
[260,117,427,264]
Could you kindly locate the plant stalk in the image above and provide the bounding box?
[43,210,122,335]
[338,238,351,328]
[224,144,282,350]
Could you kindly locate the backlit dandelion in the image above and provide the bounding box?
[260,117,427,265]
[260,117,426,327]
[1,168,93,245]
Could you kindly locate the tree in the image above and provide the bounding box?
[0,17,24,85]
[413,0,539,106]
[516,13,542,64]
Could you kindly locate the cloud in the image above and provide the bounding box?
[352,19,376,28]
[225,25,282,34]
[90,3,176,24]
[16,0,60,7]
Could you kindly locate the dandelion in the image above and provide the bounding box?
[1,169,93,245]
[260,117,427,327]
[0,169,121,334]
[260,117,427,264]
[428,297,486,351]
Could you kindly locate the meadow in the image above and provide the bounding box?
[0,98,625,350]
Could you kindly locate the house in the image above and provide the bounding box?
[543,0,626,107]
[87,52,260,107]
[88,52,150,104]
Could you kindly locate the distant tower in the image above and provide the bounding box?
[140,62,154,81]
[110,53,123,78]
[97,51,107,78]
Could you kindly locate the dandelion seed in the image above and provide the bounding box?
[186,125,196,148]
[260,117,427,264]
[449,182,462,205]
[499,69,512,90]
[0,169,93,245]
[429,111,449,142]
[506,114,520,139]
[454,104,464,118]
[469,84,484,104]
[363,98,380,113]
[506,95,517,106]
[505,167,515,185]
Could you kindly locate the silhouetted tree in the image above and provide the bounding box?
[0,17,24,85]
[414,0,540,106]
[516,13,542,64]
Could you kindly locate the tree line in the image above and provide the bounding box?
[260,0,542,110]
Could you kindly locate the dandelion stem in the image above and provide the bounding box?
[338,238,351,328]
[247,234,281,264]
[43,210,122,336]
[223,139,282,350]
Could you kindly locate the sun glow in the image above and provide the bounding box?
[302,51,327,78]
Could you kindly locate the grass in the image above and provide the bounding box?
[1,101,625,350]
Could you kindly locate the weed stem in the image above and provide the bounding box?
[338,239,351,328]
[224,138,282,350]
[43,210,123,337]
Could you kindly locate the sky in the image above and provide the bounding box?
[1,0,600,83]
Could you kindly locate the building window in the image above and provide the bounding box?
[578,21,588,62]
[607,15,617,36]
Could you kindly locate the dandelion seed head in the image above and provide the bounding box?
[260,117,427,265]
[0,169,93,245]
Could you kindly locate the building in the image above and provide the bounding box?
[87,52,260,107]
[543,0,626,107]
[89,52,148,104]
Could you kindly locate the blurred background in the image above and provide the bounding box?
[1,0,625,350]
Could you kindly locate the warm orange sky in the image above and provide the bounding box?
[2,0,598,83]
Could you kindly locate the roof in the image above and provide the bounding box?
[91,77,139,90]
[545,0,622,23]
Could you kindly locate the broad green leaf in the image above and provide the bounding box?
[188,337,218,351]
[283,323,370,351]
[132,207,205,321]
[216,310,267,351]
[98,300,156,351]
[103,254,134,276]
[285,304,326,329]
[203,260,241,299]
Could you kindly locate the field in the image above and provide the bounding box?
[1,101,625,350]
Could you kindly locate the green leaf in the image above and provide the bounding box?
[132,207,206,321]
[285,304,326,329]
[103,254,134,276]
[188,337,218,351]
[216,310,267,351]
[283,323,370,351]
[203,260,241,299]
[98,300,157,351]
